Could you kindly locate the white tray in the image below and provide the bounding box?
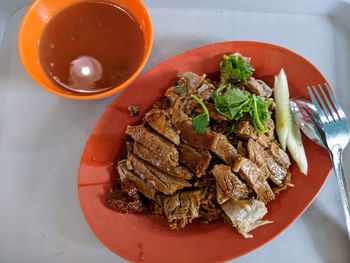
[1,0,350,262]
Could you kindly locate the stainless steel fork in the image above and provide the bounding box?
[308,83,350,238]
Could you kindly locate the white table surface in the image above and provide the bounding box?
[0,1,350,262]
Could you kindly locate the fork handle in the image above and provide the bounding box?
[330,145,350,238]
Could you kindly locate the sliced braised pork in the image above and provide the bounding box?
[247,139,289,187]
[266,158,288,187]
[211,135,240,168]
[128,153,191,195]
[118,160,156,200]
[145,109,180,145]
[235,157,275,203]
[235,121,257,140]
[132,142,193,180]
[177,120,220,150]
[269,142,291,169]
[211,164,249,204]
[126,125,179,167]
[178,144,211,177]
[247,139,267,167]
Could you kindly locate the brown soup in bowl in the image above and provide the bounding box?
[39,1,145,93]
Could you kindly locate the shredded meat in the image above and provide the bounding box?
[162,190,202,229]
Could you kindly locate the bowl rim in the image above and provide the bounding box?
[18,0,154,100]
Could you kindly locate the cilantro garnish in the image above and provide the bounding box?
[191,94,210,134]
[220,54,253,83]
[212,83,272,133]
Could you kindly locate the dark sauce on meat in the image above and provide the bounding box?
[106,178,149,214]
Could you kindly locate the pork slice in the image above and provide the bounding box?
[212,164,249,204]
[256,133,270,148]
[267,158,288,187]
[246,139,272,180]
[269,142,291,169]
[178,144,211,177]
[221,199,273,238]
[144,109,180,145]
[126,125,179,167]
[133,142,193,180]
[235,121,258,140]
[259,163,272,180]
[211,134,240,168]
[247,139,267,167]
[117,160,156,200]
[128,153,191,195]
[237,157,275,203]
[162,190,202,229]
[177,120,220,150]
[246,77,273,98]
[247,139,288,187]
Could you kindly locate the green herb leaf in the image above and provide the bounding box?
[174,86,185,94]
[211,83,250,120]
[212,84,272,133]
[191,94,210,134]
[220,54,253,83]
[226,124,236,135]
[249,95,272,133]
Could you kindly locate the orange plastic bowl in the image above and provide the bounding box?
[18,0,153,100]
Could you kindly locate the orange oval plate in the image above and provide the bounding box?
[78,41,332,262]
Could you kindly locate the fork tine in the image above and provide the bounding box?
[324,83,346,120]
[319,84,339,122]
[313,85,334,123]
[308,86,329,124]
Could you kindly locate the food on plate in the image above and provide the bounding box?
[106,54,305,238]
[274,69,308,174]
[39,1,145,93]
